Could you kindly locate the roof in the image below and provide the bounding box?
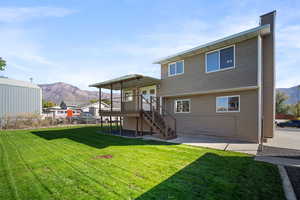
[89,74,160,90]
[0,77,40,89]
[153,24,271,64]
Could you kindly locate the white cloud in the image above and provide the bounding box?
[101,12,300,89]
[1,5,300,91]
[0,6,76,22]
[277,24,300,49]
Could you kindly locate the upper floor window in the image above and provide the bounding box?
[168,60,184,76]
[216,95,240,112]
[206,46,235,73]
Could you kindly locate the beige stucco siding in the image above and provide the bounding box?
[159,38,258,96]
[123,117,137,131]
[123,116,154,133]
[163,90,259,142]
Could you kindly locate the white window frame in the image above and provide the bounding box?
[123,90,133,102]
[205,45,235,73]
[216,95,240,113]
[168,60,184,77]
[174,99,191,113]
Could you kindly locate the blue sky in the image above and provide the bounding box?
[0,0,299,90]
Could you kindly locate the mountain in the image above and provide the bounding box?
[277,85,300,104]
[38,82,111,105]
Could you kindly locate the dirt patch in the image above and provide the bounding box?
[92,155,113,159]
[285,166,300,200]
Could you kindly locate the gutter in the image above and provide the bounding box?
[159,85,259,98]
[153,24,270,64]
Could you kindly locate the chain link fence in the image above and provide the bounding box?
[0,113,118,130]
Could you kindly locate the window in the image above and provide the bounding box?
[150,89,156,95]
[175,99,190,113]
[124,91,133,102]
[142,90,147,95]
[206,46,235,73]
[216,95,240,112]
[168,60,184,76]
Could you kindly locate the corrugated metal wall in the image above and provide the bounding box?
[0,84,42,118]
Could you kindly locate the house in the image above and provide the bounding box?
[0,77,42,119]
[89,11,276,143]
[80,101,113,113]
[79,101,119,122]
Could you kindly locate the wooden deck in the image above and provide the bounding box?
[99,110,141,117]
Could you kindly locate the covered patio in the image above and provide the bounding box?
[89,74,161,135]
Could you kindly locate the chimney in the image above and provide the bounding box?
[260,11,276,139]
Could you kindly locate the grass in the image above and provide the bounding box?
[0,126,285,200]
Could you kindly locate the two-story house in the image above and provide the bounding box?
[90,11,275,143]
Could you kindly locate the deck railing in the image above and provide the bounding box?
[144,96,177,136]
[100,94,176,134]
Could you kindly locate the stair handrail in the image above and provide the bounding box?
[140,95,176,137]
[151,97,176,136]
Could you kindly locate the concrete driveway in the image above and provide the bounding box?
[255,128,300,167]
[266,128,300,150]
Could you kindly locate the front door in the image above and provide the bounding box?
[139,85,156,111]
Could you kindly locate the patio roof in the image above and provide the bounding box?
[89,74,160,90]
[153,24,271,64]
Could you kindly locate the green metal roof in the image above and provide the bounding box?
[89,74,160,90]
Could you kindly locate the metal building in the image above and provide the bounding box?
[0,77,42,118]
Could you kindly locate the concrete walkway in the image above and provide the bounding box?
[142,134,259,155]
[143,128,300,158]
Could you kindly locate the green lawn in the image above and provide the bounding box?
[0,126,284,200]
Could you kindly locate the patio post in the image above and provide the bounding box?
[120,81,123,113]
[99,87,103,128]
[140,112,143,136]
[110,84,113,134]
[120,81,123,135]
[135,117,139,136]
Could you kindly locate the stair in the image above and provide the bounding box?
[142,110,176,140]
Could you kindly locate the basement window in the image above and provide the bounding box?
[175,99,190,113]
[216,95,240,112]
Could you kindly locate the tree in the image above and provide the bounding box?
[289,103,300,118]
[89,99,98,104]
[60,101,67,109]
[276,91,289,114]
[102,99,111,105]
[42,100,56,108]
[0,57,6,71]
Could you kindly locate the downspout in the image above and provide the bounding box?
[99,87,103,128]
[258,33,263,151]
